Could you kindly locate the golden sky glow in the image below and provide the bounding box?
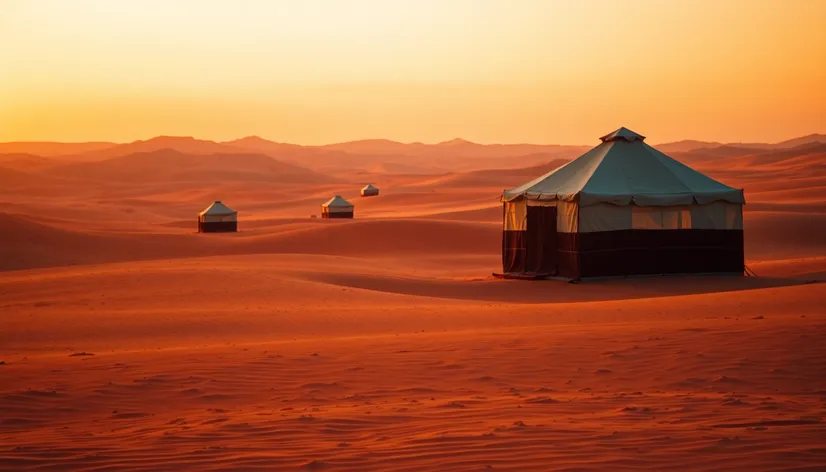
[1,0,824,144]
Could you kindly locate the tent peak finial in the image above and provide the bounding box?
[600,127,646,143]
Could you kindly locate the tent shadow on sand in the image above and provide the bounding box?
[291,270,824,304]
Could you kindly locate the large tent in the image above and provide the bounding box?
[198,201,237,233]
[361,184,379,197]
[500,127,745,279]
[322,195,354,218]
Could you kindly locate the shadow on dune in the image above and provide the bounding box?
[289,270,823,304]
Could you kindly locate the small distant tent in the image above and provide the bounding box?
[361,184,379,197]
[198,201,237,233]
[322,195,354,219]
[499,127,745,279]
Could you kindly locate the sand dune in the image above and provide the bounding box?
[656,134,826,154]
[362,161,445,175]
[40,149,335,185]
[73,136,247,160]
[225,136,588,174]
[1,136,589,176]
[0,167,51,191]
[1,255,824,470]
[317,138,580,160]
[223,136,307,154]
[318,138,430,155]
[0,153,59,171]
[656,139,728,153]
[744,212,826,260]
[1,134,825,471]
[397,160,569,192]
[2,254,824,348]
[718,144,826,169]
[0,213,501,272]
[773,133,826,148]
[670,146,769,165]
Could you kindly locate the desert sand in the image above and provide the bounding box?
[1,136,825,471]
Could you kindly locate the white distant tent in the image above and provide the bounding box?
[361,184,379,197]
[499,127,745,279]
[198,201,237,232]
[321,195,354,219]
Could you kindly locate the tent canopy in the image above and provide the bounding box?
[322,195,354,208]
[200,200,236,216]
[361,184,378,191]
[502,127,744,207]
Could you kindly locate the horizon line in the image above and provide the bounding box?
[1,131,825,149]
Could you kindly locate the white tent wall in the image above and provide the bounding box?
[690,202,743,230]
[630,206,690,230]
[503,201,527,231]
[325,206,354,214]
[200,213,238,223]
[578,201,742,232]
[579,203,629,233]
[556,202,578,233]
[507,201,742,233]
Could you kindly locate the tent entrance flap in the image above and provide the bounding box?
[501,231,526,274]
[525,205,558,276]
[501,202,526,273]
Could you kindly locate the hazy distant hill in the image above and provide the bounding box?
[2,133,823,176]
[74,136,247,160]
[773,134,826,149]
[0,142,117,157]
[417,158,572,189]
[657,134,826,154]
[0,153,58,171]
[728,142,826,168]
[44,149,337,184]
[317,137,577,159]
[320,138,428,155]
[223,136,308,154]
[222,136,588,174]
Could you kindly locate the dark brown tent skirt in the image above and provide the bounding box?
[322,212,354,219]
[503,229,744,279]
[198,221,238,233]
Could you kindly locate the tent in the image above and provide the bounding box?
[322,195,354,218]
[361,184,379,197]
[499,127,745,279]
[198,201,237,233]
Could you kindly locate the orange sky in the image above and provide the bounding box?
[1,0,824,145]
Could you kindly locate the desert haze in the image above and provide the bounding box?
[0,133,825,471]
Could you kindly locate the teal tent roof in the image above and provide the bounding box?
[199,200,236,216]
[322,195,354,208]
[502,127,744,206]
